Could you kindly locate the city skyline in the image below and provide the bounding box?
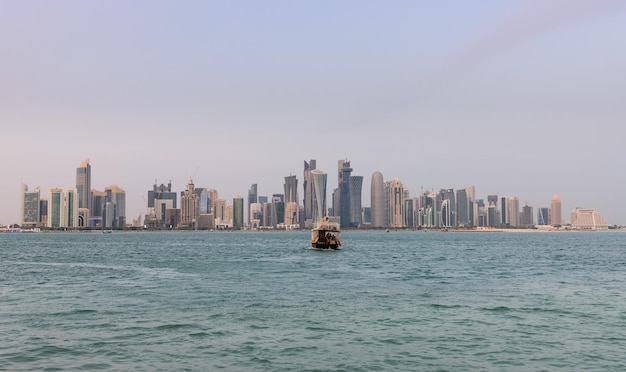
[9,156,614,228]
[2,1,625,225]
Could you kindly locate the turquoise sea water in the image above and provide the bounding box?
[1,230,625,371]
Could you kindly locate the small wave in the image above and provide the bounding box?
[279,345,319,356]
[73,309,97,314]
[482,306,511,312]
[430,303,462,309]
[189,332,210,338]
[248,324,270,330]
[304,326,336,332]
[49,309,98,317]
[78,362,112,370]
[155,323,197,331]
[379,338,403,345]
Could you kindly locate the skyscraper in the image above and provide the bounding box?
[105,185,126,228]
[310,169,327,225]
[350,175,363,227]
[339,160,352,228]
[271,194,285,227]
[465,185,475,202]
[248,184,257,227]
[456,189,469,227]
[76,159,91,213]
[404,197,418,228]
[91,190,106,227]
[284,175,298,204]
[194,188,211,215]
[47,188,78,228]
[303,159,316,223]
[537,207,550,225]
[370,171,385,228]
[520,203,534,227]
[209,189,219,215]
[508,196,519,227]
[440,189,456,227]
[420,191,437,228]
[233,196,244,229]
[284,175,299,226]
[147,181,177,228]
[388,178,406,228]
[214,198,227,226]
[550,195,562,226]
[181,180,199,228]
[21,183,40,228]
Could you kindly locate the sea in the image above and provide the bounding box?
[1,230,625,371]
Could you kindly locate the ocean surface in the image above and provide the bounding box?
[1,230,625,371]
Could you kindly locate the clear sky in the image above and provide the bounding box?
[1,0,625,226]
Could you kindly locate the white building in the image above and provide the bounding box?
[47,188,79,228]
[570,208,609,230]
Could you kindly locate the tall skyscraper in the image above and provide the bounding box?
[456,189,469,227]
[338,160,352,228]
[350,175,363,227]
[76,159,91,213]
[284,175,298,204]
[331,188,340,217]
[420,191,437,227]
[194,188,211,215]
[388,178,406,228]
[271,194,285,227]
[303,159,316,224]
[147,181,177,228]
[404,197,418,228]
[500,196,508,226]
[310,169,327,225]
[284,175,299,226]
[181,180,200,228]
[249,202,262,229]
[488,204,497,227]
[105,185,126,228]
[91,190,107,227]
[248,184,257,227]
[214,198,227,226]
[233,196,244,229]
[440,189,456,227]
[537,207,550,225]
[508,196,519,227]
[520,203,534,227]
[465,185,475,202]
[21,183,40,228]
[550,195,562,225]
[47,188,78,228]
[370,171,385,228]
[209,189,219,215]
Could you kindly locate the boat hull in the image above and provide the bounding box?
[310,242,341,250]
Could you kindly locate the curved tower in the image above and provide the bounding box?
[371,171,385,228]
[311,169,327,224]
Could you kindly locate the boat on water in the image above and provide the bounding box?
[311,217,342,250]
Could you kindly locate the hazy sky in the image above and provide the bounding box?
[2,0,625,225]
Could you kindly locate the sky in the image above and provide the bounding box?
[1,0,625,226]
